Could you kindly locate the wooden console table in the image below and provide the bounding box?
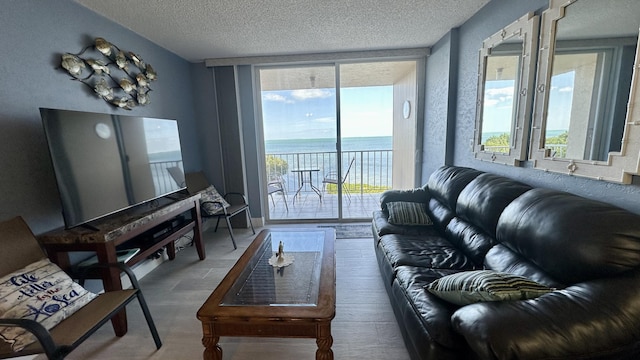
[37,193,205,336]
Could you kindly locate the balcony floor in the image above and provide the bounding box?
[267,190,382,221]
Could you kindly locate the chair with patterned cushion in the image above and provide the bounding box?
[185,172,255,250]
[0,217,161,360]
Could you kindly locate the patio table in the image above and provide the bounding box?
[291,168,322,202]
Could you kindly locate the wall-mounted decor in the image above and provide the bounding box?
[529,0,640,183]
[473,12,539,166]
[59,37,157,110]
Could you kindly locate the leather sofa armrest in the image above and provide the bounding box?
[451,271,640,359]
[379,187,429,212]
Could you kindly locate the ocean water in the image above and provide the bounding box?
[265,136,392,154]
[481,130,566,143]
[265,136,393,188]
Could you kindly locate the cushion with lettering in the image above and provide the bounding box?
[0,258,97,352]
[387,201,433,226]
[200,185,230,215]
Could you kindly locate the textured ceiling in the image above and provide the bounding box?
[74,0,491,63]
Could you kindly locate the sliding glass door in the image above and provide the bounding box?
[258,60,417,222]
[259,65,338,220]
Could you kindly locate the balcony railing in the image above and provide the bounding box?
[151,160,183,195]
[266,150,392,196]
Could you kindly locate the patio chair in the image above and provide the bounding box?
[267,177,288,211]
[322,156,355,202]
[185,171,255,250]
[0,217,161,360]
[166,166,185,187]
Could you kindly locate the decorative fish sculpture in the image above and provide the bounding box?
[86,59,110,75]
[95,37,112,56]
[94,78,114,100]
[119,78,136,93]
[61,53,85,77]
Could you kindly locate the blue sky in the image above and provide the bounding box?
[482,79,516,134]
[261,86,393,140]
[482,71,574,135]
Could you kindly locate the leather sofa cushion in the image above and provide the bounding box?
[379,187,429,213]
[372,210,438,238]
[444,217,495,266]
[456,173,531,238]
[452,267,640,359]
[427,166,482,212]
[378,234,476,270]
[427,197,456,231]
[394,266,463,349]
[484,244,565,289]
[497,188,640,284]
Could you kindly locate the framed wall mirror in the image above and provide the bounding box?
[529,0,640,183]
[474,12,539,165]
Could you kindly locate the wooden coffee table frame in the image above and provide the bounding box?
[197,229,335,360]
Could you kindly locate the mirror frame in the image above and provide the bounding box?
[474,12,539,165]
[529,0,640,183]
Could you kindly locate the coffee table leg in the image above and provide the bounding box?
[202,333,223,360]
[316,322,333,360]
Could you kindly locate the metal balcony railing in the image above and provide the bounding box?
[150,160,183,195]
[266,150,393,196]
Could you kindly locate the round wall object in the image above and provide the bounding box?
[95,122,112,139]
[403,100,411,119]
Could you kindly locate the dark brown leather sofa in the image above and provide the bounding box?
[372,165,640,360]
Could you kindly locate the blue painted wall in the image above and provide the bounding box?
[4,0,638,235]
[0,0,204,233]
[425,0,640,214]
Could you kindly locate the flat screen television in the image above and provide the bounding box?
[40,108,186,229]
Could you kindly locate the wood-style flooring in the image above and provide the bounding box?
[31,223,410,360]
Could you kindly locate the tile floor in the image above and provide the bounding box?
[31,223,410,360]
[268,191,382,221]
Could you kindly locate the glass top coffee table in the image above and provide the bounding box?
[197,229,336,360]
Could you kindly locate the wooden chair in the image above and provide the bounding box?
[185,172,255,250]
[0,217,161,360]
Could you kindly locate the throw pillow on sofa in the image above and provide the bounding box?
[0,258,97,351]
[387,201,433,226]
[425,270,553,306]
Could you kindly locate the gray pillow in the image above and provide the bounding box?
[387,201,432,226]
[425,270,554,306]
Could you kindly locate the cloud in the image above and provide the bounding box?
[485,86,514,97]
[558,86,573,92]
[262,93,288,102]
[484,86,514,107]
[291,88,333,100]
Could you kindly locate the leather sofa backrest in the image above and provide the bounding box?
[495,188,640,284]
[426,166,482,235]
[456,173,532,238]
[442,172,532,266]
[427,166,483,212]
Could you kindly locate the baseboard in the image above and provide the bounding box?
[204,216,263,229]
[252,217,264,228]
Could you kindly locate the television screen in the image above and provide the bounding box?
[40,108,186,228]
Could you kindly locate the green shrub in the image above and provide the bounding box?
[266,155,288,178]
[324,183,390,194]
